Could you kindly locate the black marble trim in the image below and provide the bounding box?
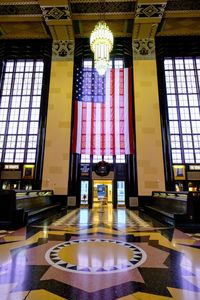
[156,36,200,58]
[71,2,135,14]
[0,5,42,15]
[166,0,200,11]
[138,196,152,207]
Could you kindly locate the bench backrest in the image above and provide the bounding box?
[152,191,188,214]
[0,190,16,221]
[16,195,53,211]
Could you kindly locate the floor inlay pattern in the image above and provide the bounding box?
[187,233,200,241]
[50,208,151,230]
[45,238,147,274]
[1,208,200,300]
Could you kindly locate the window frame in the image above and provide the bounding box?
[0,59,44,163]
[164,57,200,164]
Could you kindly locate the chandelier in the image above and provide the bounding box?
[90,21,113,76]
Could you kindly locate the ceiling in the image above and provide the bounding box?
[0,0,200,41]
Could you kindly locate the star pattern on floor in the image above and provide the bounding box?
[0,228,199,299]
[1,210,200,299]
[45,239,147,274]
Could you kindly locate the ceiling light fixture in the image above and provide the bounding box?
[90,21,113,76]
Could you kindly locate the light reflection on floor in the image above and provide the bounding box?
[1,207,200,299]
[50,205,151,229]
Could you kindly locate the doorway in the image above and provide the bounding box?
[93,180,113,208]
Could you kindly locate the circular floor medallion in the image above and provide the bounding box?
[45,239,147,274]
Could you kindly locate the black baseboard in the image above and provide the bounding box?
[53,195,68,207]
[138,196,152,207]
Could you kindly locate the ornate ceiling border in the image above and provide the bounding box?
[135,3,166,18]
[41,6,71,21]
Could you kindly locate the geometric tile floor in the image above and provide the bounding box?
[187,233,200,241]
[49,207,153,231]
[0,207,200,299]
[45,239,147,274]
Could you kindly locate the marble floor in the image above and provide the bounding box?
[0,206,200,300]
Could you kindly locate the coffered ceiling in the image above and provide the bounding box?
[0,0,200,40]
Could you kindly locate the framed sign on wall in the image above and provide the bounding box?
[173,165,186,180]
[23,165,35,179]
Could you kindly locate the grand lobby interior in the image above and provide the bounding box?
[0,0,200,299]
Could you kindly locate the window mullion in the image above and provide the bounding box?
[25,60,36,163]
[182,59,192,163]
[14,60,26,162]
[0,63,9,162]
[4,61,18,162]
[184,59,195,163]
[173,58,184,164]
[193,57,200,163]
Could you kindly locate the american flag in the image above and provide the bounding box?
[72,67,134,155]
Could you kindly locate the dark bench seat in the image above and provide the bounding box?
[143,191,192,225]
[0,190,61,228]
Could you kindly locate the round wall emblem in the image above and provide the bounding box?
[94,160,110,176]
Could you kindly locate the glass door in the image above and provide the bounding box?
[80,181,89,205]
[117,181,125,206]
[93,180,113,207]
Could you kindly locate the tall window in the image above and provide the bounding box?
[0,59,44,163]
[164,57,200,164]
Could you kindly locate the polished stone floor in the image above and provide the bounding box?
[0,206,200,299]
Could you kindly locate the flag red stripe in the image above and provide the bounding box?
[101,102,105,155]
[72,100,78,153]
[90,102,95,154]
[120,69,125,154]
[81,102,86,154]
[111,69,115,155]
[128,68,134,154]
[72,68,134,155]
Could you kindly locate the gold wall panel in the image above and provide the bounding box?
[133,59,165,195]
[42,60,74,195]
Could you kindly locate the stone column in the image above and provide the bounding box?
[133,1,167,195]
[133,39,165,195]
[39,1,75,195]
[42,40,74,195]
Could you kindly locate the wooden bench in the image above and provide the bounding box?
[144,191,200,226]
[0,190,61,228]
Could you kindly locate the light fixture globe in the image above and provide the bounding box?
[95,59,108,76]
[90,21,113,76]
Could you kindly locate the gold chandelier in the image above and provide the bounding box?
[90,21,114,76]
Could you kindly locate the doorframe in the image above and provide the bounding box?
[90,171,115,208]
[92,179,113,208]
